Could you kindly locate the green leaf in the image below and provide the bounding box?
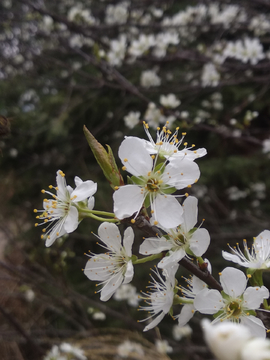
[83,125,124,188]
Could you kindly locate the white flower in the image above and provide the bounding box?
[172,324,192,340]
[84,222,134,301]
[92,311,106,320]
[140,70,161,88]
[142,122,207,162]
[129,34,156,57]
[105,2,129,25]
[144,103,165,128]
[35,170,97,247]
[139,265,178,331]
[160,93,181,108]
[123,111,140,129]
[107,34,127,66]
[139,196,210,269]
[201,319,252,360]
[262,139,270,153]
[113,137,200,228]
[155,339,173,354]
[60,343,87,360]
[113,283,140,307]
[117,340,144,358]
[222,230,270,270]
[175,260,210,326]
[194,267,269,337]
[201,63,220,87]
[241,337,270,360]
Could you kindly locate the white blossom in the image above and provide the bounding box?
[139,265,178,331]
[84,222,134,301]
[172,324,192,340]
[113,136,200,228]
[105,2,129,25]
[144,103,165,128]
[123,111,140,129]
[155,339,173,354]
[201,319,252,360]
[194,267,269,337]
[160,93,181,108]
[140,70,161,88]
[201,63,220,87]
[35,170,97,247]
[139,196,210,269]
[117,340,144,358]
[222,230,270,270]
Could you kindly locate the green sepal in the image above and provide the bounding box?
[161,186,177,194]
[83,126,124,188]
[131,255,138,263]
[169,307,174,317]
[131,175,145,186]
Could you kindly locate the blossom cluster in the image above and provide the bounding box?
[35,122,270,347]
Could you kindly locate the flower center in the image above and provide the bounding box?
[227,300,242,317]
[146,177,161,192]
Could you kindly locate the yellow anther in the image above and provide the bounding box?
[151,155,155,159]
[247,274,252,278]
[33,209,37,213]
[41,235,44,239]
[114,186,119,190]
[184,142,188,146]
[154,221,158,225]
[192,144,195,147]
[41,189,45,193]
[122,166,127,171]
[187,185,192,188]
[49,185,53,189]
[35,223,38,227]
[151,210,154,214]
[182,132,186,135]
[131,219,135,224]
[124,158,128,162]
[219,272,222,276]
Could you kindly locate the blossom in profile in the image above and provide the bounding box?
[113,136,200,228]
[139,196,210,269]
[142,122,207,161]
[139,265,178,331]
[222,230,270,269]
[84,222,134,301]
[194,267,269,337]
[34,170,97,247]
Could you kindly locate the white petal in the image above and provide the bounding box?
[162,159,200,189]
[177,304,196,327]
[56,170,69,201]
[241,316,266,338]
[189,228,210,257]
[182,148,207,161]
[143,312,165,332]
[194,288,223,314]
[98,222,121,253]
[72,180,97,202]
[118,137,153,176]
[158,249,186,269]
[182,196,198,232]
[192,276,207,294]
[123,260,134,284]
[243,286,269,309]
[84,254,112,281]
[222,251,250,268]
[220,267,247,298]
[74,176,83,187]
[100,272,123,301]
[152,193,183,228]
[113,185,145,220]
[139,237,172,255]
[64,206,79,233]
[123,227,134,257]
[88,196,95,210]
[45,220,66,247]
